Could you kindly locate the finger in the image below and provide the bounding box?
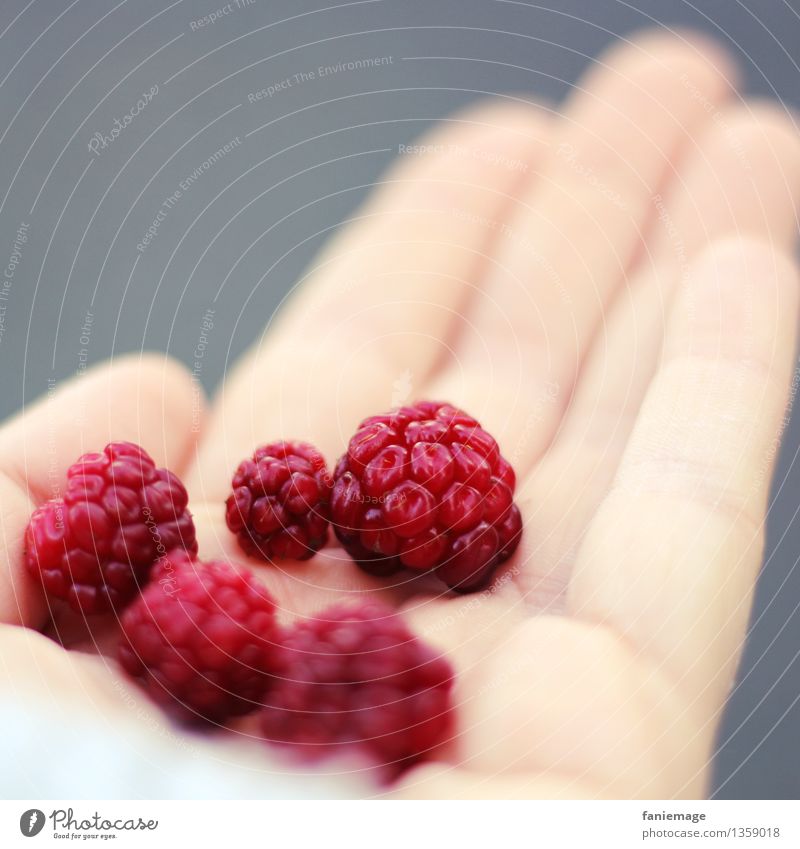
[521,102,800,608]
[429,31,737,461]
[187,100,553,499]
[0,354,201,626]
[402,599,704,796]
[567,238,800,721]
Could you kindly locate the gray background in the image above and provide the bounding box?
[0,0,797,798]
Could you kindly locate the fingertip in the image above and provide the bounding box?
[112,352,206,470]
[442,94,555,129]
[596,26,739,86]
[387,95,553,184]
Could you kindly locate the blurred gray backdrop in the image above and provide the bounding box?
[0,0,798,798]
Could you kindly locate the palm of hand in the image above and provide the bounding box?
[1,32,799,799]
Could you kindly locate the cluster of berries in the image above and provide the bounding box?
[24,401,521,772]
[119,550,453,770]
[227,401,522,592]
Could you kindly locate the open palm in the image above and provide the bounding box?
[2,31,799,799]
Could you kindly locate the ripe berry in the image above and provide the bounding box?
[260,601,454,771]
[24,441,197,614]
[118,550,281,724]
[330,402,522,592]
[225,441,331,561]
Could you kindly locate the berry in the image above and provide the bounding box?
[260,601,454,770]
[225,441,331,561]
[118,550,281,724]
[330,402,522,592]
[24,441,197,614]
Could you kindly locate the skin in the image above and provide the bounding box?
[1,30,799,799]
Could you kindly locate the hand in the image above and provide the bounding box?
[1,30,798,799]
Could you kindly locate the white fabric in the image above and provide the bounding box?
[1,699,363,799]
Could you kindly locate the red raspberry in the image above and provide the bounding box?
[260,601,454,771]
[330,402,522,592]
[225,440,331,561]
[118,550,281,724]
[24,441,197,614]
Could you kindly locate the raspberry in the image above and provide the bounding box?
[260,601,454,771]
[330,402,522,592]
[24,441,197,614]
[118,550,281,724]
[225,440,331,561]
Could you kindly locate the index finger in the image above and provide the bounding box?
[186,100,553,500]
